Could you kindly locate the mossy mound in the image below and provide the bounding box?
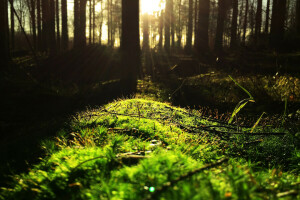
[1,99,299,200]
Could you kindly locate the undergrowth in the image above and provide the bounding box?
[1,98,299,199]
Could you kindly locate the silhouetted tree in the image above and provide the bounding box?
[158,10,164,49]
[121,0,140,93]
[297,0,300,34]
[61,0,68,50]
[242,0,249,45]
[10,0,15,51]
[196,0,210,52]
[270,0,287,49]
[194,0,198,47]
[230,0,238,49]
[264,0,270,34]
[185,0,193,52]
[170,0,175,48]
[79,0,87,47]
[165,0,171,51]
[55,0,60,51]
[42,0,50,51]
[49,0,56,55]
[254,0,262,42]
[92,0,95,43]
[0,0,9,67]
[215,0,226,53]
[37,0,42,50]
[74,0,80,48]
[89,0,92,44]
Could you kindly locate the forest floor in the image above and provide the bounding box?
[0,46,299,199]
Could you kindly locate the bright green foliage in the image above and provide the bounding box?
[1,98,299,200]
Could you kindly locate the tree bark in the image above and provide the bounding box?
[49,0,56,56]
[92,0,95,43]
[270,0,287,49]
[55,0,60,51]
[242,0,248,45]
[185,0,193,52]
[170,0,175,48]
[196,0,210,53]
[10,0,14,51]
[255,0,262,42]
[264,0,270,34]
[194,0,198,48]
[42,0,50,52]
[214,0,226,54]
[79,0,87,47]
[89,0,92,45]
[296,0,300,34]
[165,0,171,52]
[37,0,42,51]
[121,0,140,93]
[230,0,238,49]
[0,0,9,67]
[74,0,80,48]
[61,0,68,50]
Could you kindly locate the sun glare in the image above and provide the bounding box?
[141,0,165,14]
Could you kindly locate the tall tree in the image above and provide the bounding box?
[42,0,50,52]
[61,0,68,50]
[0,0,9,67]
[89,0,92,44]
[170,0,175,48]
[158,10,164,49]
[185,0,193,52]
[121,0,140,93]
[37,0,42,50]
[297,0,300,34]
[79,0,87,47]
[49,0,56,55]
[264,0,270,34]
[10,0,15,51]
[196,0,210,52]
[270,0,287,48]
[194,0,198,47]
[242,0,249,45]
[74,0,80,48]
[254,0,262,42]
[55,0,60,51]
[92,0,95,43]
[214,0,227,53]
[230,0,238,49]
[165,0,171,51]
[142,13,150,51]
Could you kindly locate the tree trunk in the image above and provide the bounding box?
[42,0,50,52]
[61,0,68,50]
[79,0,87,47]
[49,0,56,56]
[158,10,163,49]
[55,0,60,51]
[0,0,9,67]
[170,0,175,48]
[31,0,36,50]
[242,0,248,45]
[270,0,287,49]
[10,0,14,51]
[264,0,270,34]
[89,0,92,45]
[230,0,238,49]
[255,0,262,42]
[92,0,95,43]
[176,0,182,48]
[196,0,210,52]
[165,0,171,52]
[74,0,80,48]
[185,0,193,52]
[37,0,42,51]
[142,14,149,51]
[214,0,226,54]
[296,0,300,34]
[194,0,198,48]
[107,0,110,46]
[121,0,140,93]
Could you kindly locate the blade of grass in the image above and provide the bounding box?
[228,75,254,100]
[250,112,266,133]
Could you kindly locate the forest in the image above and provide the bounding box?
[0,0,300,199]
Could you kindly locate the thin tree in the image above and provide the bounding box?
[185,0,193,52]
[158,10,164,49]
[230,0,238,49]
[242,0,249,45]
[56,0,60,51]
[296,0,300,34]
[121,0,140,93]
[61,0,68,50]
[79,0,87,47]
[42,0,50,52]
[74,0,80,48]
[92,0,95,43]
[214,0,226,54]
[10,0,15,51]
[89,0,92,44]
[196,0,210,52]
[165,0,171,52]
[49,0,56,55]
[0,0,9,67]
[264,0,270,34]
[194,0,198,47]
[254,0,262,42]
[170,0,175,48]
[37,0,42,51]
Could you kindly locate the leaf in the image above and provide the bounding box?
[228,75,254,100]
[228,99,249,124]
[250,112,266,133]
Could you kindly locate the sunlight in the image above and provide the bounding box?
[141,0,165,14]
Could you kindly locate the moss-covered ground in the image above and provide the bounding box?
[1,98,299,200]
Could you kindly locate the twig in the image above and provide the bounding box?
[144,158,228,200]
[276,190,298,198]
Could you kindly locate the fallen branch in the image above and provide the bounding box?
[277,190,298,198]
[144,158,228,200]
